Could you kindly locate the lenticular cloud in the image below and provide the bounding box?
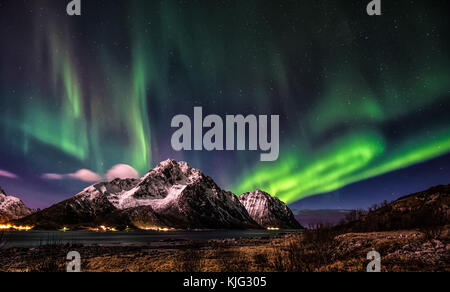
[105,164,140,181]
[0,170,18,179]
[42,169,102,183]
[42,164,139,183]
[67,169,103,183]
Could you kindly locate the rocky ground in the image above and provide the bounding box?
[322,229,449,272]
[0,226,448,272]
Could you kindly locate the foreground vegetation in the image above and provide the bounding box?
[0,225,448,272]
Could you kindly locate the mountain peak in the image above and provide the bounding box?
[156,158,182,167]
[239,190,303,229]
[141,159,204,187]
[0,187,31,222]
[252,189,273,197]
[152,159,198,176]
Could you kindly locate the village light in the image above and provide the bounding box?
[0,224,33,231]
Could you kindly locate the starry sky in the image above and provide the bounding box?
[0,0,449,210]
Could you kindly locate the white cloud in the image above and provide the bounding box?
[67,169,103,183]
[41,173,64,180]
[42,169,102,183]
[105,164,139,181]
[0,170,18,179]
[42,164,139,183]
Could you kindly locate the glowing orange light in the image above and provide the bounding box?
[143,226,174,232]
[267,227,280,231]
[88,226,118,232]
[0,224,34,231]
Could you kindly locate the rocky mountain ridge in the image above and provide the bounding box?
[15,160,302,230]
[239,190,302,229]
[0,188,32,223]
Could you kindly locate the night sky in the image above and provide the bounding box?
[0,0,449,210]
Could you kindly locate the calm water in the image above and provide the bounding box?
[1,230,299,248]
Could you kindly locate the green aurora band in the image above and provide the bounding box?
[1,1,449,205]
[233,52,450,203]
[233,128,450,203]
[7,7,154,174]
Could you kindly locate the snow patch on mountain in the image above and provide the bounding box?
[0,187,31,221]
[239,190,303,229]
[83,159,206,210]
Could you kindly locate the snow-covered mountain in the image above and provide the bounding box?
[0,187,32,223]
[101,159,259,229]
[239,190,303,229]
[17,160,259,229]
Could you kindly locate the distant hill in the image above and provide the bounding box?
[293,209,352,228]
[344,185,450,232]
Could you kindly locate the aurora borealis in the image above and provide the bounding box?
[0,0,449,209]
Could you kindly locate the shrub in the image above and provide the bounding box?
[179,246,203,272]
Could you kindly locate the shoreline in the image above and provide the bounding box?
[0,229,302,249]
[1,228,448,272]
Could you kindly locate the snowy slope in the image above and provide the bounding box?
[239,190,303,229]
[0,187,31,222]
